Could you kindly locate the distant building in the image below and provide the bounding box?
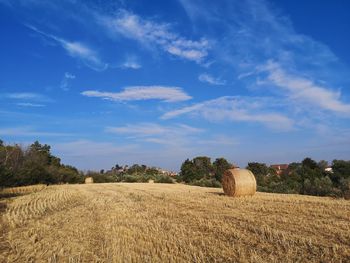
[325,167,333,173]
[270,164,289,176]
[156,167,178,177]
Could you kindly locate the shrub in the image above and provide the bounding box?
[87,172,116,183]
[154,175,174,184]
[123,175,139,183]
[340,178,350,199]
[190,178,221,188]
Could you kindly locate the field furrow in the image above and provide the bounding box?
[0,183,349,262]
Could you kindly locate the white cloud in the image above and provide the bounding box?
[16,102,45,107]
[64,72,75,79]
[54,140,137,157]
[82,86,191,102]
[197,135,237,146]
[5,92,42,100]
[60,72,76,91]
[121,55,142,69]
[4,92,51,103]
[0,127,72,137]
[162,96,294,130]
[99,10,210,63]
[258,60,350,115]
[198,73,226,85]
[106,123,203,146]
[107,123,202,137]
[26,25,107,71]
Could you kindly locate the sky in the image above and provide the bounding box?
[1,0,350,171]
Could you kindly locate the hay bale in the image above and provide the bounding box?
[222,168,256,197]
[85,177,94,184]
[148,179,154,184]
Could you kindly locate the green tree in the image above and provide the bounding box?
[213,158,232,182]
[318,160,328,171]
[192,156,213,179]
[246,162,270,186]
[302,157,318,170]
[180,159,196,183]
[0,140,82,187]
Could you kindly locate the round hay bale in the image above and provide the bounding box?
[222,168,256,197]
[85,177,94,184]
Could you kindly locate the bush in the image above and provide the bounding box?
[340,178,350,199]
[190,178,221,188]
[87,172,116,183]
[122,175,139,183]
[154,175,174,184]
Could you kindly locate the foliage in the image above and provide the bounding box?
[179,156,232,186]
[154,175,174,184]
[190,178,222,188]
[105,164,175,183]
[0,140,84,187]
[86,171,117,183]
[248,157,350,198]
[213,158,232,182]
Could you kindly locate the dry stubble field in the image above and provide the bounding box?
[0,183,349,262]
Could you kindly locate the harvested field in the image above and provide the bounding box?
[0,184,47,198]
[0,183,349,262]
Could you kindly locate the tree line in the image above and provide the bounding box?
[178,156,350,198]
[247,158,350,198]
[85,164,174,184]
[0,140,174,187]
[0,140,83,187]
[1,140,349,198]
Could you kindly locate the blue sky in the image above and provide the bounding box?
[1,0,350,171]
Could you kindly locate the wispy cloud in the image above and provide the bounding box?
[197,135,237,146]
[82,86,191,102]
[60,72,76,91]
[178,0,350,121]
[198,73,226,85]
[162,96,294,130]
[99,10,210,63]
[54,140,138,157]
[16,102,45,107]
[107,123,202,137]
[4,92,51,103]
[0,127,72,137]
[26,25,107,71]
[121,55,142,69]
[106,123,203,146]
[258,60,350,115]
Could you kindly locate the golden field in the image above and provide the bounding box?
[0,183,349,262]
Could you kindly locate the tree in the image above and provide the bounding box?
[114,164,123,170]
[192,156,213,179]
[213,158,232,182]
[318,160,328,171]
[332,160,350,179]
[246,162,270,186]
[180,159,196,183]
[302,158,318,170]
[127,164,147,174]
[0,140,82,187]
[330,160,350,187]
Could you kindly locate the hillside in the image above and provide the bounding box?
[1,183,349,262]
